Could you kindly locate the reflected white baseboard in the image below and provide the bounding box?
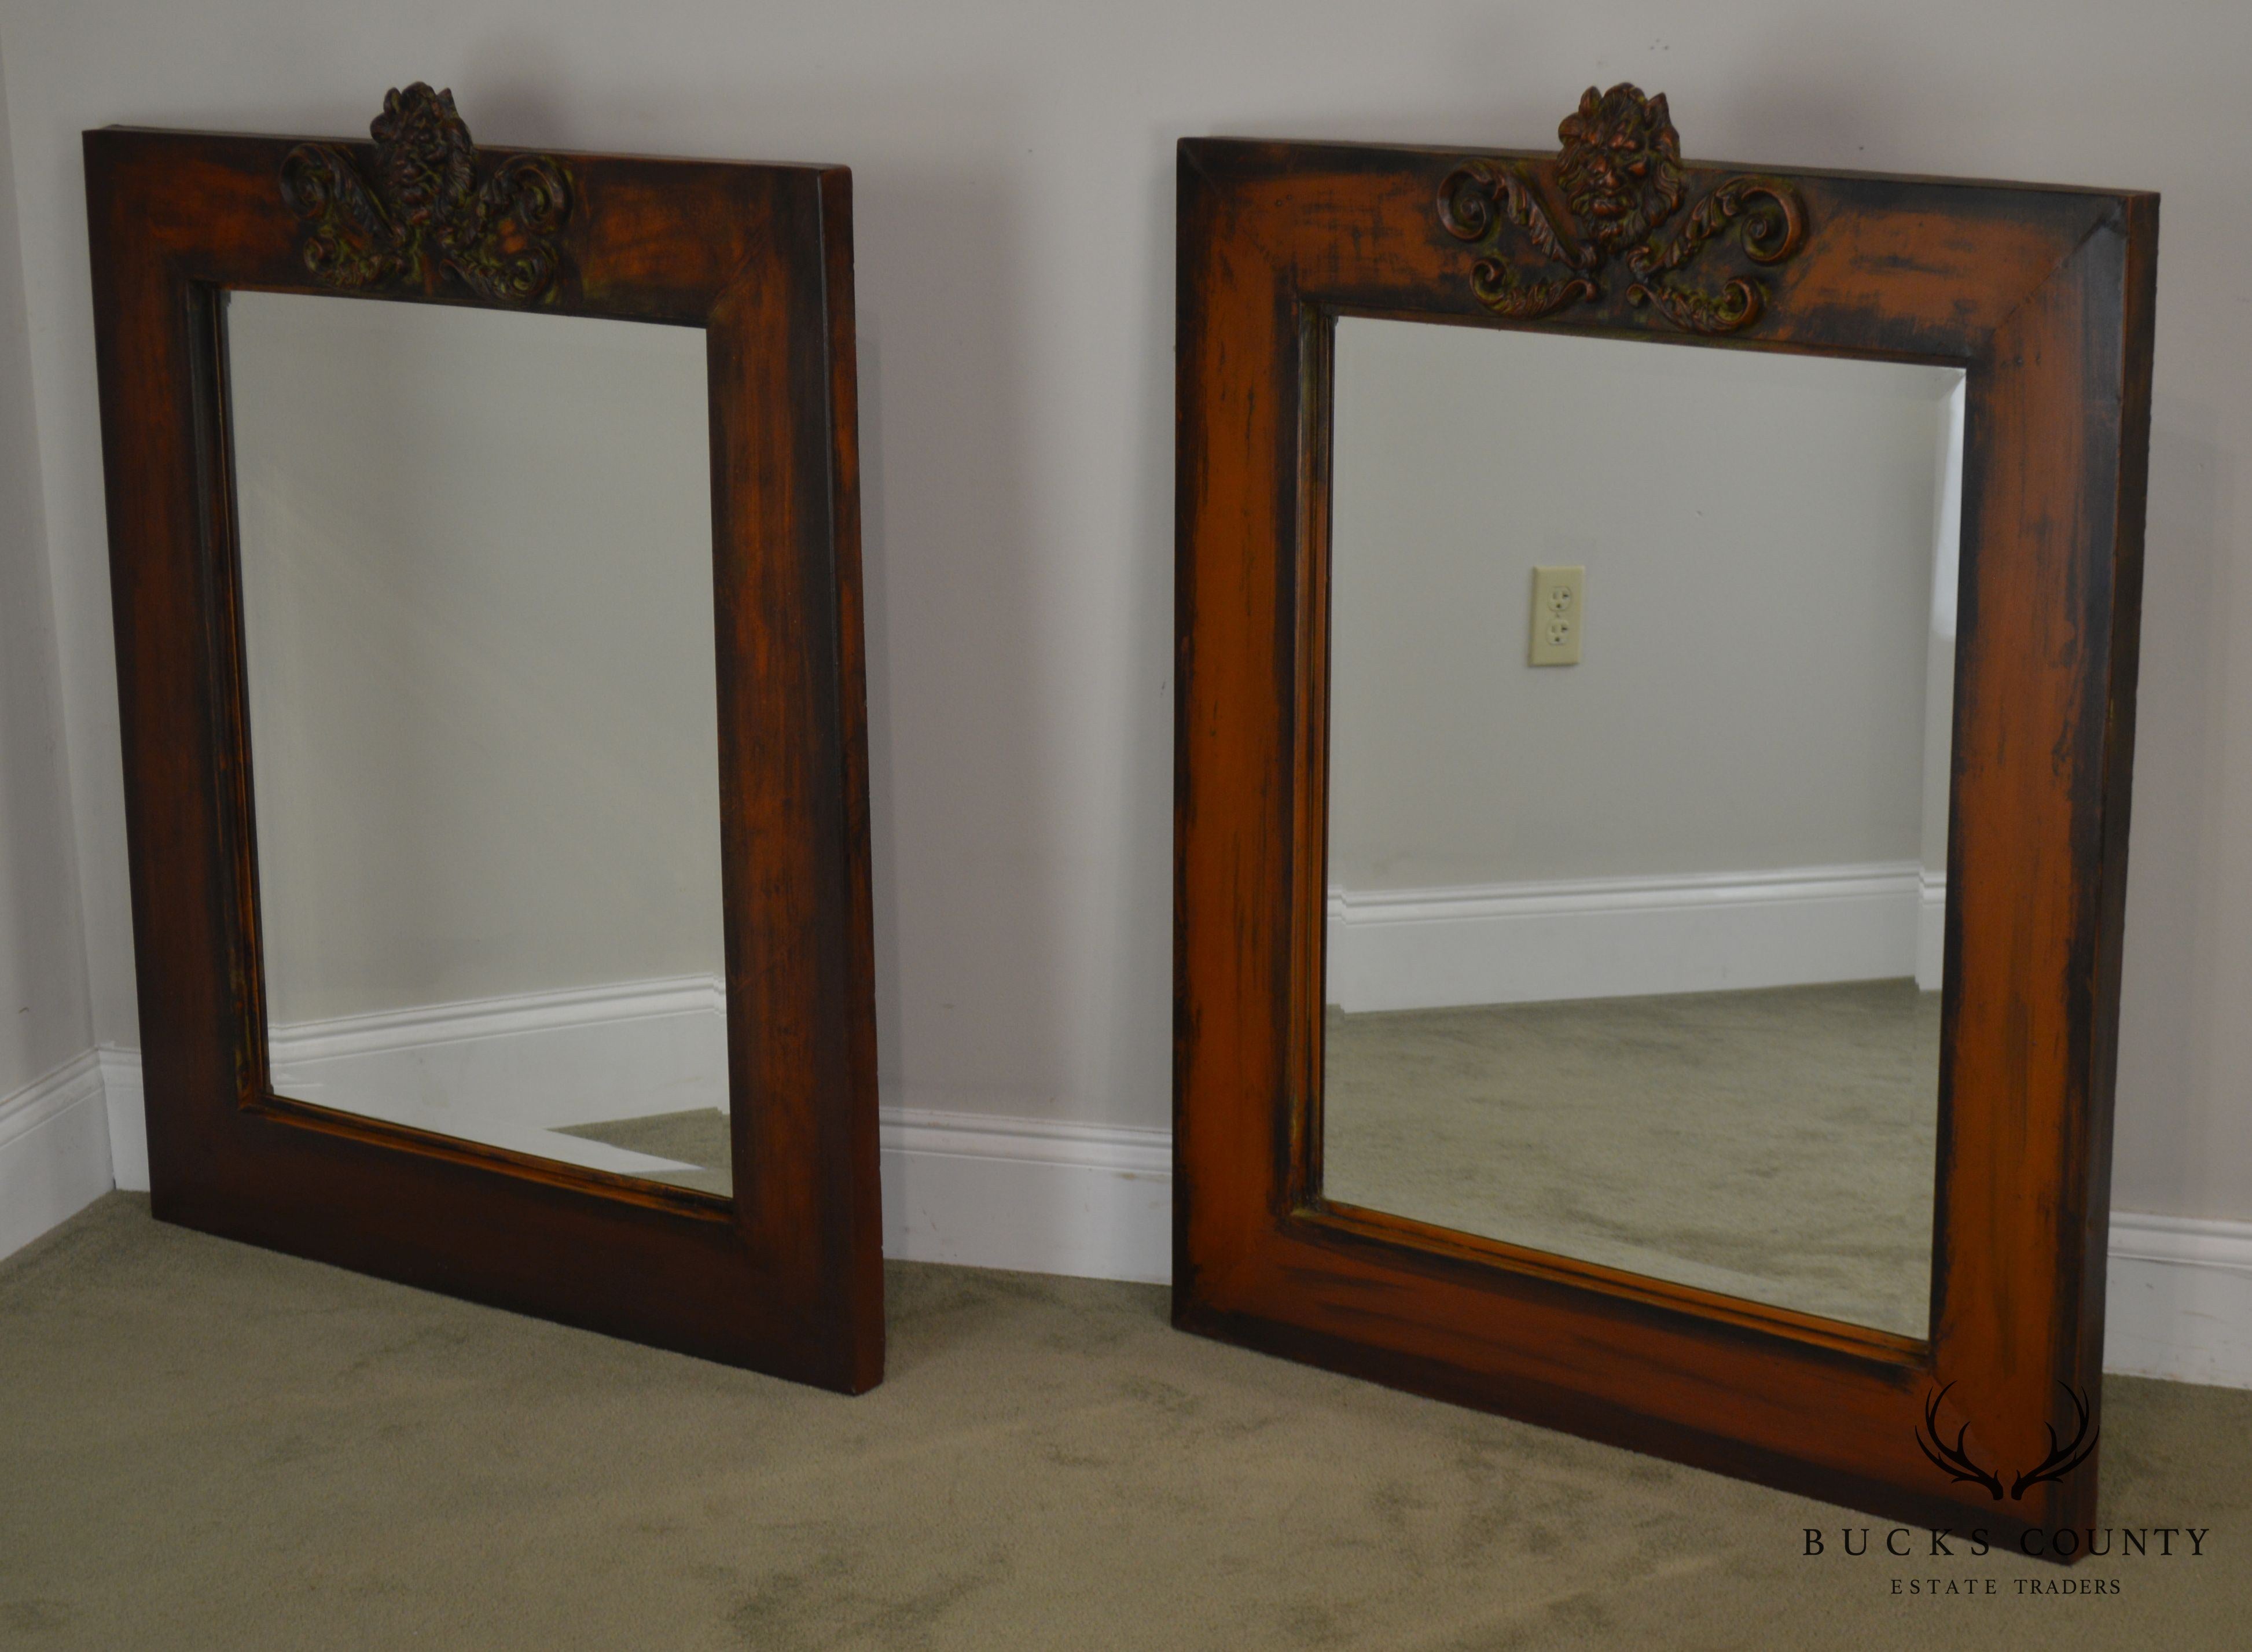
[270,974,725,1063]
[258,976,730,1179]
[0,1051,114,1263]
[98,1047,146,1194]
[1327,862,1945,1013]
[98,978,730,1190]
[69,1043,2252,1388]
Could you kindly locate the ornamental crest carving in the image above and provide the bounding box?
[1437,84,1807,334]
[280,83,573,304]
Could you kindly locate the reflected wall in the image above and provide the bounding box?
[230,293,736,1193]
[1321,317,1964,1335]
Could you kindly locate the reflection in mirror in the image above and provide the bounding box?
[230,293,734,1195]
[1321,318,1964,1335]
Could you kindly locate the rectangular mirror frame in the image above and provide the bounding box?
[85,116,881,1391]
[1173,132,2157,1539]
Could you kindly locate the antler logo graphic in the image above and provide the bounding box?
[2010,1382,2102,1500]
[1913,1382,2100,1502]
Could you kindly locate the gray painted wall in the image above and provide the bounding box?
[0,35,91,1097]
[0,0,2245,1222]
[229,295,722,1024]
[1328,319,1957,892]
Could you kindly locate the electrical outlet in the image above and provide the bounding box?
[1529,565,1583,666]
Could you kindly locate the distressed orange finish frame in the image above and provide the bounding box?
[1173,126,2156,1543]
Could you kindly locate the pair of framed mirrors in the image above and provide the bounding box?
[1173,87,2155,1544]
[90,82,2157,1536]
[87,87,880,1390]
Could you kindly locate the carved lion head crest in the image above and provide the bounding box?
[369,82,477,233]
[1556,83,1686,253]
[281,83,574,304]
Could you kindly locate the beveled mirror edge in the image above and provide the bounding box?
[1173,99,2157,1547]
[1303,304,1961,1344]
[1286,292,1944,1366]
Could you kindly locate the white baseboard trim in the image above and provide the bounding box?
[881,1102,1171,1283]
[1327,862,1944,1013]
[96,1033,1170,1285]
[100,1047,148,1193]
[0,1051,115,1263]
[74,1042,2252,1386]
[1914,870,1947,993]
[2103,1213,2252,1388]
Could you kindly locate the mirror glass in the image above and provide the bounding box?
[1321,318,1964,1335]
[229,292,734,1197]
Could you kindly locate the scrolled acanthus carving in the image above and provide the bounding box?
[1437,84,1808,335]
[279,83,572,303]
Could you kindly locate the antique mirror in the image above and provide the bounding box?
[86,87,880,1389]
[1174,89,2154,1541]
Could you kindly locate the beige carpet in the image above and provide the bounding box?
[2,1195,2243,1651]
[1325,980,1941,1335]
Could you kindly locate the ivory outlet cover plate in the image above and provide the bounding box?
[1530,565,1583,666]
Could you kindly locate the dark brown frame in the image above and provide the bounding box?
[1174,108,2156,1543]
[85,95,881,1392]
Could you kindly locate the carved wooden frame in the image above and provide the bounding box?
[85,90,880,1391]
[1173,92,2156,1542]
